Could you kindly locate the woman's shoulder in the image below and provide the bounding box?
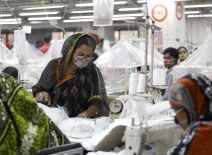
[46,58,61,66]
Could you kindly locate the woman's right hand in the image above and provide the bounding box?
[35,92,51,106]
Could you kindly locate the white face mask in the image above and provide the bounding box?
[73,54,88,68]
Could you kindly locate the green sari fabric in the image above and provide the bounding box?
[0,73,69,155]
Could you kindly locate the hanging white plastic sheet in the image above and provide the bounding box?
[173,31,212,81]
[93,0,114,26]
[14,29,28,74]
[103,40,110,53]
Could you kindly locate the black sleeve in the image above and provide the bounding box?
[32,59,58,97]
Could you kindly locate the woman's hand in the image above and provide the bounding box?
[76,99,102,118]
[76,113,86,118]
[35,92,51,106]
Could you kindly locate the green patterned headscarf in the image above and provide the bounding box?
[0,73,69,155]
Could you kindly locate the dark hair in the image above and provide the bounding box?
[100,38,104,43]
[74,35,96,52]
[43,35,51,43]
[163,47,179,59]
[2,66,18,78]
[36,39,43,44]
[177,46,188,53]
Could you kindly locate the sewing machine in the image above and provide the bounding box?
[123,120,183,155]
[94,120,183,155]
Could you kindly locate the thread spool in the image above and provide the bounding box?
[128,73,138,95]
[160,69,166,85]
[153,68,161,85]
[137,72,145,94]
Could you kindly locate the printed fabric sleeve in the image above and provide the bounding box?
[0,73,70,155]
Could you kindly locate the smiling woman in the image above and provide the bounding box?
[32,33,109,119]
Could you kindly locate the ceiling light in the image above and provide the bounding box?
[70,14,142,19]
[113,17,136,20]
[184,11,200,14]
[75,1,126,7]
[114,14,142,17]
[71,10,94,13]
[19,11,59,16]
[187,14,212,18]
[114,1,127,4]
[29,21,50,24]
[138,0,190,2]
[64,19,93,22]
[28,17,61,20]
[64,17,136,23]
[118,8,144,11]
[185,4,212,8]
[21,4,64,10]
[137,0,146,3]
[0,22,21,24]
[70,15,93,19]
[0,14,12,17]
[0,18,21,22]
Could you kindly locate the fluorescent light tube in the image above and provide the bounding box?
[114,14,142,17]
[28,17,61,20]
[22,4,64,10]
[138,0,190,2]
[187,14,212,18]
[19,11,59,16]
[70,15,93,19]
[113,17,136,20]
[64,19,93,22]
[0,22,21,24]
[71,10,94,13]
[185,4,212,8]
[137,0,146,3]
[64,17,136,23]
[29,21,50,24]
[118,8,143,11]
[75,1,126,7]
[70,14,142,19]
[184,11,200,14]
[0,18,21,21]
[75,3,93,7]
[114,1,127,4]
[0,14,12,17]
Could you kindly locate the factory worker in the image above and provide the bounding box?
[0,73,69,154]
[168,73,212,155]
[32,33,109,118]
[178,46,188,63]
[2,66,18,80]
[162,47,179,101]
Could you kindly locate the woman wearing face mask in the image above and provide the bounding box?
[167,73,212,155]
[162,47,179,101]
[32,33,109,118]
[178,46,188,63]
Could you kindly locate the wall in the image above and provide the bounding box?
[185,17,211,50]
[25,29,52,44]
[147,1,185,49]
